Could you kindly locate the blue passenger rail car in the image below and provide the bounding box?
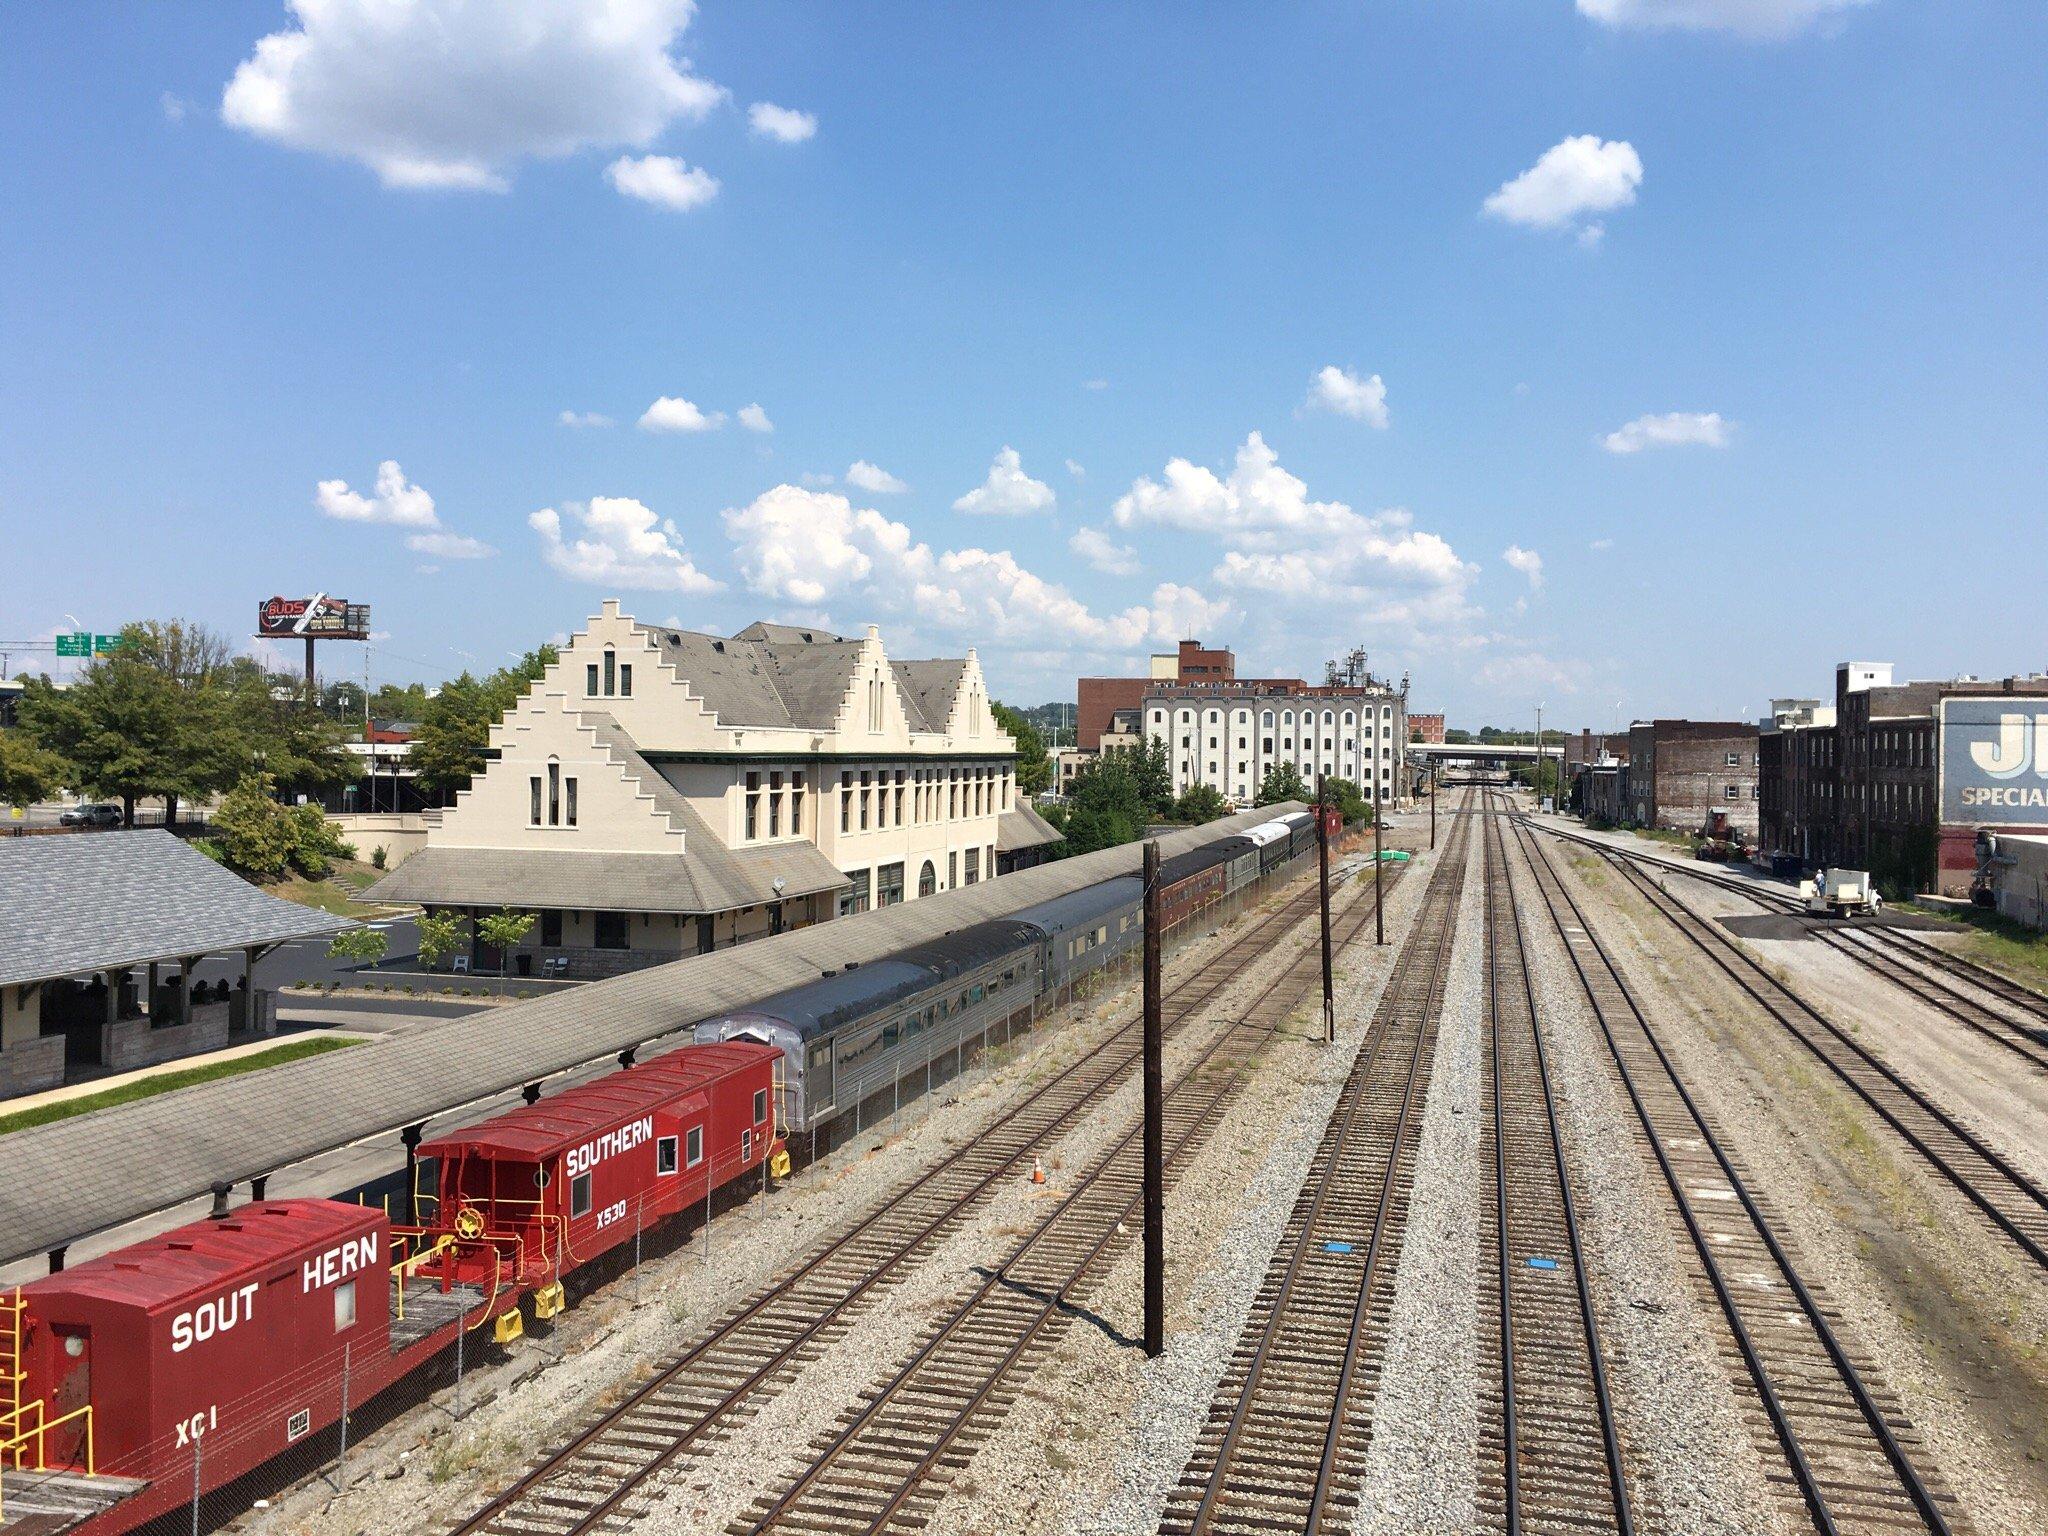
[1012,875,1144,999]
[694,919,1043,1134]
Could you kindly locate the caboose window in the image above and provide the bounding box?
[571,1171,593,1218]
[686,1125,704,1167]
[334,1279,357,1333]
[753,1088,767,1123]
[741,1128,754,1162]
[657,1135,679,1175]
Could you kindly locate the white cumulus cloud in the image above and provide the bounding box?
[528,497,721,592]
[952,447,1055,516]
[639,395,726,433]
[606,154,720,211]
[846,460,908,495]
[1304,365,1390,428]
[737,403,774,434]
[1503,545,1545,589]
[1070,527,1142,578]
[1577,0,1868,39]
[722,484,1222,650]
[748,101,817,143]
[558,410,614,429]
[221,0,725,192]
[317,460,494,556]
[1484,135,1643,235]
[1601,411,1731,454]
[316,460,438,527]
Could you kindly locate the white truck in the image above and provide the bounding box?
[1800,867,1882,918]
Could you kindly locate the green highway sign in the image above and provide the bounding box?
[54,633,91,657]
[93,634,126,654]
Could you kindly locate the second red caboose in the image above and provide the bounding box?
[412,1041,780,1319]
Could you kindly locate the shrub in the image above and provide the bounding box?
[372,844,388,870]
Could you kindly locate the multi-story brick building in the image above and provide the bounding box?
[1408,712,1446,745]
[1141,679,1408,808]
[1758,662,2048,894]
[1624,719,1761,837]
[1075,640,1302,752]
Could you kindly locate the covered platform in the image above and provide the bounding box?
[0,831,351,1100]
[0,806,1295,1268]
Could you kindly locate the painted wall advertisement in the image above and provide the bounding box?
[1939,696,2048,824]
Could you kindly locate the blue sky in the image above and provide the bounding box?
[4,1,2043,727]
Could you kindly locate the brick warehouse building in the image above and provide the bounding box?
[1625,719,1761,837]
[1075,640,1303,752]
[1758,662,2048,895]
[1408,712,1446,745]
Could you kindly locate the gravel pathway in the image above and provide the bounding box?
[1347,806,1482,1535]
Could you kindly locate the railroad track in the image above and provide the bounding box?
[1506,812,1969,1535]
[442,844,1392,1536]
[1539,824,2048,1071]
[1580,841,2048,1271]
[1154,793,1476,1536]
[1475,800,1634,1534]
[727,832,1422,1536]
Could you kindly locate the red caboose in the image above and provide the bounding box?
[14,1201,389,1493]
[414,1042,780,1310]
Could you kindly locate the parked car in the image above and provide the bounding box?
[59,802,123,827]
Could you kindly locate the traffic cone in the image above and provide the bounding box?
[1031,1155,1047,1185]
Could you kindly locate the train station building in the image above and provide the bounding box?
[364,603,1062,977]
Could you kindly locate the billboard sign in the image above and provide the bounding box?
[1939,696,2048,824]
[256,594,370,641]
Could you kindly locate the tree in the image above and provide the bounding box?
[476,907,539,975]
[368,681,431,721]
[416,909,468,968]
[20,631,226,825]
[1105,736,1173,818]
[1172,783,1230,824]
[0,729,67,808]
[219,661,352,801]
[1057,753,1150,855]
[328,926,389,966]
[212,776,296,879]
[1320,776,1372,824]
[992,701,1052,796]
[1256,762,1310,807]
[411,645,558,797]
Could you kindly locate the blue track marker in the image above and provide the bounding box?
[1526,1256,1558,1270]
[1322,1241,1355,1255]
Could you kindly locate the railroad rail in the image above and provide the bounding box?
[1504,810,1968,1536]
[1476,801,1634,1534]
[1154,792,1476,1536]
[442,841,1392,1536]
[1574,840,2048,1271]
[1539,823,2048,1071]
[727,830,1424,1536]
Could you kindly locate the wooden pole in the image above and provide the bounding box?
[1374,782,1386,946]
[1316,776,1334,1046]
[1142,837,1164,1359]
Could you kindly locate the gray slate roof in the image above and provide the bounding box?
[640,623,969,737]
[0,831,351,989]
[997,802,1065,852]
[0,807,1299,1264]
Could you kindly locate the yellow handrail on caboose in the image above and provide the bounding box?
[0,1288,98,1520]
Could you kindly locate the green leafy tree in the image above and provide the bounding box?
[476,907,539,975]
[328,926,389,965]
[1058,753,1150,856]
[220,661,352,800]
[1104,736,1173,818]
[1256,762,1310,807]
[0,729,67,808]
[285,802,350,878]
[212,775,296,878]
[22,632,227,825]
[368,682,431,721]
[992,701,1052,796]
[411,645,558,797]
[1320,776,1372,824]
[416,910,468,968]
[1172,783,1230,824]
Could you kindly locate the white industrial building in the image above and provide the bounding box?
[1142,682,1409,807]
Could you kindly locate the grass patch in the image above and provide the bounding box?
[1901,901,2048,992]
[265,858,412,919]
[1632,827,1696,850]
[0,1036,363,1135]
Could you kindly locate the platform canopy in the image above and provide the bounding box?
[0,806,1300,1265]
[0,830,351,990]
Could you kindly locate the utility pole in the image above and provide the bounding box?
[1374,779,1385,945]
[1429,771,1437,850]
[1316,774,1334,1046]
[1142,837,1164,1359]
